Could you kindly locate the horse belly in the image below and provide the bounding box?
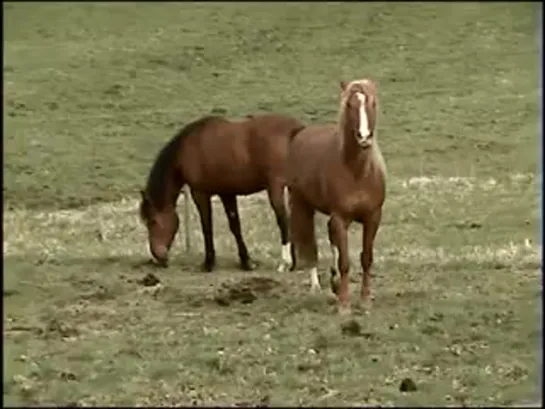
[211,167,265,195]
[189,156,265,195]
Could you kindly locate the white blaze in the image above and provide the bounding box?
[356,92,370,141]
[277,243,292,273]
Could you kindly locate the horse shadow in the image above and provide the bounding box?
[28,252,275,276]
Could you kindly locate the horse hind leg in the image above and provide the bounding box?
[219,195,253,271]
[190,190,216,272]
[360,208,382,310]
[328,219,340,295]
[268,184,292,273]
[289,190,319,292]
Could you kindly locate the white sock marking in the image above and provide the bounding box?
[282,243,292,265]
[310,267,321,292]
[277,243,292,273]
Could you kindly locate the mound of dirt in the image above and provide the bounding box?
[399,377,417,392]
[137,273,161,287]
[214,276,282,306]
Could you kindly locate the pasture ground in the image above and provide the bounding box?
[3,2,542,406]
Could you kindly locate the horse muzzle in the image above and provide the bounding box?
[153,257,169,268]
[357,134,373,149]
[150,244,169,268]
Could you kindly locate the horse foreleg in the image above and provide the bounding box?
[329,214,351,314]
[190,190,216,272]
[268,184,292,273]
[360,208,382,309]
[219,195,253,271]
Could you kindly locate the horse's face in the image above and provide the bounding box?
[139,190,179,267]
[340,79,377,148]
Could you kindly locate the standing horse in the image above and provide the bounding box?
[286,78,387,314]
[139,113,304,273]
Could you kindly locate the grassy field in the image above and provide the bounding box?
[3,2,542,406]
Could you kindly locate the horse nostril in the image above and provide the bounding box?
[150,244,169,267]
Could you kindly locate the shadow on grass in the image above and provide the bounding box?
[4,252,277,275]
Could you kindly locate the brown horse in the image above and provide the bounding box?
[139,113,305,272]
[286,78,387,314]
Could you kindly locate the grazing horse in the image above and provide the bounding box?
[139,113,305,272]
[286,78,387,314]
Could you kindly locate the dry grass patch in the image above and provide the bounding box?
[4,174,540,406]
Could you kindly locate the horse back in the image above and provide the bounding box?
[288,124,339,169]
[179,114,303,193]
[246,114,305,170]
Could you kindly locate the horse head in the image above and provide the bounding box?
[139,189,179,267]
[339,79,378,149]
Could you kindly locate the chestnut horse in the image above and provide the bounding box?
[286,78,387,314]
[139,113,304,272]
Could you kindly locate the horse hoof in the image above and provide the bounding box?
[338,304,352,316]
[276,262,290,273]
[359,294,373,313]
[201,261,215,272]
[241,259,256,271]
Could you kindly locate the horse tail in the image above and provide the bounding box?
[282,124,304,217]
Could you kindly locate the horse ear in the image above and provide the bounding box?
[339,81,348,91]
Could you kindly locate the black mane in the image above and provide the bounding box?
[143,115,218,211]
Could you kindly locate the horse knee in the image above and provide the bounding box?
[339,257,350,274]
[360,250,373,271]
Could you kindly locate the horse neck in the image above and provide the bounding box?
[148,168,184,213]
[338,116,386,179]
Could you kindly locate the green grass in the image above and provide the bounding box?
[3,2,542,406]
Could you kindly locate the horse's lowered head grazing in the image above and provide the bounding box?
[339,78,378,149]
[139,189,179,267]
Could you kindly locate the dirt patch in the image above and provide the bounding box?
[137,273,161,287]
[214,276,283,306]
[340,319,376,339]
[43,317,79,339]
[399,377,417,392]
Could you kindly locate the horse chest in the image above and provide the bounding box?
[341,190,370,219]
[333,178,382,221]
